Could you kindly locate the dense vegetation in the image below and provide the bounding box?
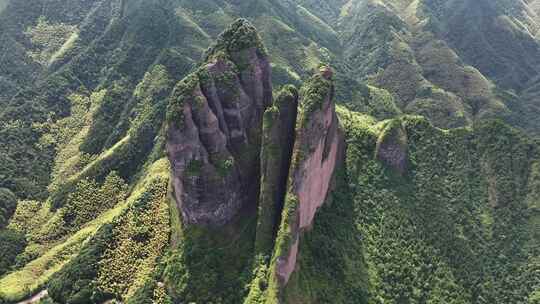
[335,112,540,303]
[0,0,539,303]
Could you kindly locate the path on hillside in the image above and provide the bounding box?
[16,290,48,304]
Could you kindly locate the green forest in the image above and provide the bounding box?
[0,0,539,303]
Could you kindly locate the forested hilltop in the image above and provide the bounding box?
[0,0,539,303]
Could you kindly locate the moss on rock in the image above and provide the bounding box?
[205,18,268,63]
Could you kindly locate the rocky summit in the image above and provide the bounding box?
[166,19,272,227]
[0,1,539,304]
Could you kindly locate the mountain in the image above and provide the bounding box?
[336,0,540,132]
[0,0,539,303]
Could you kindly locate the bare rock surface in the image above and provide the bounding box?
[166,19,272,227]
[274,68,345,285]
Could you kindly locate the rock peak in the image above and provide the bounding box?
[270,69,345,291]
[204,18,267,62]
[319,65,333,80]
[167,19,272,227]
[375,119,408,175]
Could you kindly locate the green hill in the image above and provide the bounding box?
[0,1,539,303]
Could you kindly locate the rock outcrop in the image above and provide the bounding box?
[271,67,345,290]
[166,20,346,302]
[166,19,272,227]
[255,85,299,254]
[375,120,408,175]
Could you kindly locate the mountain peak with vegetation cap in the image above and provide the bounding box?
[0,1,539,304]
[204,18,268,62]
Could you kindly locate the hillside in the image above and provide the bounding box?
[0,0,539,303]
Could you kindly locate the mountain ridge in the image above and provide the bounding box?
[0,1,539,303]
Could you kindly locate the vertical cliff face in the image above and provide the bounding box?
[272,67,346,290]
[289,68,345,231]
[166,20,346,302]
[166,19,272,227]
[255,85,299,254]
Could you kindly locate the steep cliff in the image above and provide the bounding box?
[166,19,272,226]
[164,21,347,304]
[265,67,346,302]
[286,67,344,233]
[255,85,299,255]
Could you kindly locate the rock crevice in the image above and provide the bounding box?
[255,85,299,254]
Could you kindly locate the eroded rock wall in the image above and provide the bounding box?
[255,85,299,254]
[272,68,345,289]
[166,19,272,227]
[166,21,346,302]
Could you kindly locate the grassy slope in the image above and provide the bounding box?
[0,158,170,302]
[422,0,540,135]
[0,201,127,301]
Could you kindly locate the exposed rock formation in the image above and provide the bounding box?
[255,85,299,254]
[166,19,272,226]
[271,68,345,290]
[375,120,408,175]
[166,20,346,302]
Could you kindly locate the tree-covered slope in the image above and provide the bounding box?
[330,112,540,304]
[0,0,367,204]
[334,0,540,135]
[0,1,539,304]
[3,0,539,204]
